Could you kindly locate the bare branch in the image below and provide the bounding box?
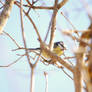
[57,0,68,9]
[30,67,35,92]
[15,2,42,42]
[63,31,91,47]
[61,12,79,36]
[16,0,68,10]
[44,72,48,92]
[0,0,14,34]
[80,0,92,20]
[40,42,74,73]
[62,68,73,80]
[20,0,32,67]
[3,31,20,48]
[0,55,24,67]
[49,0,58,50]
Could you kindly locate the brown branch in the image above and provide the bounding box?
[33,52,41,67]
[61,12,79,36]
[25,0,32,14]
[15,2,42,43]
[0,1,5,9]
[73,62,82,92]
[40,42,74,73]
[3,31,20,48]
[63,31,91,47]
[63,29,90,92]
[30,67,35,92]
[55,63,73,80]
[44,15,53,42]
[81,31,92,92]
[49,0,58,50]
[57,0,68,9]
[20,1,41,92]
[73,36,88,92]
[20,0,32,67]
[26,0,31,5]
[62,68,73,80]
[44,1,68,42]
[24,5,54,10]
[0,0,14,34]
[64,56,75,59]
[0,1,4,5]
[73,42,84,92]
[17,0,68,10]
[0,55,24,67]
[80,0,92,20]
[44,72,48,92]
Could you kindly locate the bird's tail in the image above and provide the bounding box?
[28,47,40,51]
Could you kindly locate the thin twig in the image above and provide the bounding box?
[3,31,20,48]
[44,72,48,92]
[20,0,32,67]
[0,1,4,5]
[32,0,34,5]
[80,0,92,20]
[0,55,24,67]
[0,1,5,9]
[26,0,31,5]
[62,68,73,80]
[33,52,41,67]
[0,5,4,9]
[64,56,75,59]
[16,0,68,10]
[61,12,79,36]
[15,2,42,42]
[63,56,74,66]
[63,31,91,47]
[44,16,52,42]
[54,62,73,80]
[25,0,32,14]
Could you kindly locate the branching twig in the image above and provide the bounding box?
[61,12,79,36]
[15,2,42,42]
[63,31,91,47]
[22,0,68,10]
[44,72,48,92]
[20,0,32,67]
[40,42,74,73]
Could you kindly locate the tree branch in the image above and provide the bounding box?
[49,0,58,50]
[0,0,14,34]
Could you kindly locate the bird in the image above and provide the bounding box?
[28,41,66,59]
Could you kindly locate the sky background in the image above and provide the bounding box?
[0,0,91,92]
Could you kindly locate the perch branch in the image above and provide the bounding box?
[0,0,14,34]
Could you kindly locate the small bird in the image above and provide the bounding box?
[53,41,66,56]
[29,41,66,59]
